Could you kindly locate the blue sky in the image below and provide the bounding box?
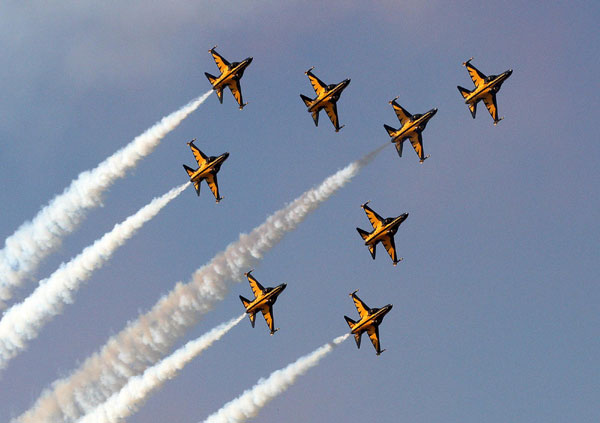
[1,1,598,422]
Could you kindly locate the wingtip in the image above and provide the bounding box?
[209,45,218,52]
[349,289,359,296]
[270,328,280,335]
[463,57,474,66]
[389,96,399,104]
[335,124,345,132]
[187,138,196,146]
[244,269,254,277]
[360,200,371,208]
[304,66,315,75]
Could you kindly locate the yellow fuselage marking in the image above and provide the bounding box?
[351,308,388,334]
[188,156,227,183]
[389,114,431,143]
[244,287,283,314]
[464,75,506,104]
[211,62,247,90]
[308,84,345,112]
[364,217,403,245]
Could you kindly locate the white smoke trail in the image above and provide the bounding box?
[0,183,189,371]
[0,90,212,305]
[203,333,350,423]
[16,144,386,423]
[76,314,245,423]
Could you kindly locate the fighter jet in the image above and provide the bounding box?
[300,67,350,132]
[384,97,437,163]
[239,270,287,335]
[356,201,409,266]
[344,290,392,356]
[182,139,229,202]
[205,46,253,109]
[457,58,513,125]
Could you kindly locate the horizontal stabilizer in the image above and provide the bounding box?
[457,85,472,99]
[356,227,370,241]
[394,141,404,158]
[183,164,195,177]
[383,124,396,138]
[344,315,357,330]
[300,94,312,107]
[239,295,251,309]
[205,72,217,85]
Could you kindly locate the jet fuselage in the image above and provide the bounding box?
[307,79,351,113]
[364,213,409,246]
[389,108,438,144]
[188,152,229,184]
[243,283,287,315]
[210,57,253,91]
[350,304,393,335]
[464,69,512,104]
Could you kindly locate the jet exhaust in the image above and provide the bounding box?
[203,334,350,423]
[77,314,245,423]
[0,91,212,307]
[0,183,189,371]
[16,144,386,423]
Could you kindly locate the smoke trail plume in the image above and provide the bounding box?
[0,91,212,305]
[16,144,386,423]
[0,183,189,371]
[77,314,244,423]
[203,333,350,423]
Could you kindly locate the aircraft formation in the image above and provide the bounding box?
[185,46,512,355]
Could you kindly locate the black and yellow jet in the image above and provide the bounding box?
[239,270,287,335]
[205,45,253,110]
[384,97,437,163]
[182,139,229,202]
[356,201,409,266]
[344,290,393,356]
[457,58,512,125]
[300,67,350,132]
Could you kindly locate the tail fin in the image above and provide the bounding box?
[457,85,472,99]
[205,72,217,85]
[356,227,370,241]
[383,124,396,138]
[344,315,357,330]
[183,164,195,177]
[300,94,312,107]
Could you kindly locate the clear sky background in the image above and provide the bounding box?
[1,1,598,422]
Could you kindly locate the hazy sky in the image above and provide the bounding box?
[1,1,598,422]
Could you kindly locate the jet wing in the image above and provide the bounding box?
[381,234,398,264]
[366,325,381,354]
[391,99,412,126]
[246,271,266,298]
[205,173,221,202]
[189,142,208,166]
[226,79,244,109]
[323,102,340,131]
[465,61,486,88]
[261,305,275,333]
[362,204,384,229]
[210,49,231,73]
[351,292,370,320]
[306,70,327,96]
[408,132,425,161]
[482,93,499,123]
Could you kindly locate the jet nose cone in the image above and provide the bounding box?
[247,57,253,63]
[224,152,230,159]
[388,304,393,310]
